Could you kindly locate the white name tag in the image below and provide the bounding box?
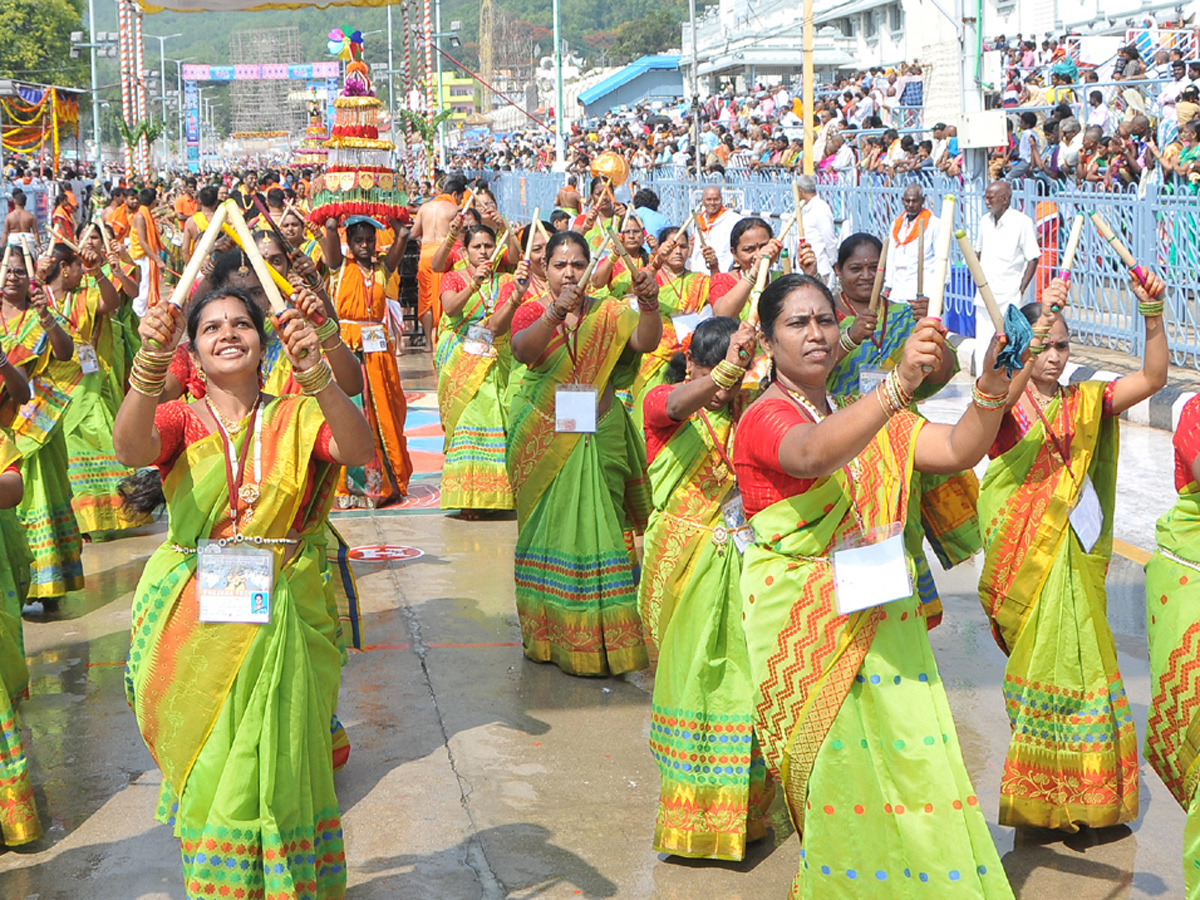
[361,324,387,354]
[721,491,755,555]
[197,541,274,624]
[1070,475,1103,554]
[832,528,912,616]
[858,368,887,397]
[555,384,598,433]
[77,342,100,375]
[671,307,713,345]
[463,323,495,356]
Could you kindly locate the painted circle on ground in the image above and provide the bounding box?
[347,545,425,562]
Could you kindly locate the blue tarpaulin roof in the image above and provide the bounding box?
[577,55,683,107]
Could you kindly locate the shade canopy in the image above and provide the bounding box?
[137,0,390,12]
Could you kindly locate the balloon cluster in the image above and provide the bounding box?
[327,28,364,62]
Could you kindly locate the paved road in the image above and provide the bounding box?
[0,366,1186,899]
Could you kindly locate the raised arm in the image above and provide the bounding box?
[627,269,665,353]
[664,322,756,420]
[113,303,182,467]
[383,220,409,275]
[320,218,344,271]
[1109,270,1168,415]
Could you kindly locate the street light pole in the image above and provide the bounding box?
[552,0,564,166]
[147,33,181,169]
[387,5,395,156]
[169,58,194,169]
[88,0,102,172]
[435,0,445,167]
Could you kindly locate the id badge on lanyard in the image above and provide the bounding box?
[858,368,887,397]
[360,324,388,354]
[463,323,495,356]
[831,523,911,616]
[555,384,598,433]
[671,307,713,345]
[77,342,100,375]
[196,540,274,624]
[721,490,755,554]
[1070,475,1103,553]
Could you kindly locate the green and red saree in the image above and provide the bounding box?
[507,297,650,676]
[1144,395,1200,897]
[978,381,1138,831]
[435,272,515,510]
[640,391,772,859]
[630,271,710,427]
[738,403,1011,899]
[126,396,347,899]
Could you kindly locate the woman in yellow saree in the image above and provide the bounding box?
[979,274,1167,832]
[436,224,530,513]
[114,286,374,899]
[733,273,1016,898]
[0,436,38,846]
[1145,393,1200,896]
[640,316,775,859]
[507,230,662,676]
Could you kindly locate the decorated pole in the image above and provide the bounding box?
[134,8,150,180]
[423,0,434,180]
[402,0,415,181]
[117,0,133,180]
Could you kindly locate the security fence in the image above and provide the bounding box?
[474,169,1200,371]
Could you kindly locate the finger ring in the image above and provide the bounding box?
[738,349,749,358]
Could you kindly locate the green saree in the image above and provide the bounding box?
[1144,430,1200,897]
[978,381,1138,831]
[126,396,347,899]
[741,407,1011,899]
[828,300,981,626]
[435,273,514,510]
[630,271,710,429]
[507,297,650,676]
[1,308,83,600]
[641,399,773,859]
[0,434,38,846]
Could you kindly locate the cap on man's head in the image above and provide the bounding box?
[933,122,947,131]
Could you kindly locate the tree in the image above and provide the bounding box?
[0,0,88,85]
[609,10,681,64]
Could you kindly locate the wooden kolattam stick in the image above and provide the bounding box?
[747,253,773,328]
[489,230,510,268]
[224,201,289,315]
[166,202,230,308]
[1059,213,1085,278]
[868,236,890,313]
[524,208,541,258]
[214,205,294,298]
[579,234,612,292]
[0,245,11,292]
[1088,210,1146,284]
[926,195,956,321]
[954,230,1005,332]
[916,219,925,296]
[692,204,708,248]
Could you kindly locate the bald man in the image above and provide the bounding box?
[974,180,1039,371]
[885,183,939,303]
[688,186,739,273]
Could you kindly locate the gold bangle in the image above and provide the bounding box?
[293,357,334,395]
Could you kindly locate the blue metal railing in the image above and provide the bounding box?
[472,169,1200,370]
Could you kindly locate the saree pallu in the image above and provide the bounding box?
[0,436,39,846]
[333,261,412,508]
[1145,488,1200,897]
[507,299,650,676]
[630,273,710,429]
[2,314,83,599]
[49,287,150,536]
[126,396,347,900]
[436,278,514,510]
[640,406,773,859]
[978,381,1137,831]
[827,305,980,626]
[742,412,1011,899]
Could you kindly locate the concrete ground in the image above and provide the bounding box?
[0,356,1188,899]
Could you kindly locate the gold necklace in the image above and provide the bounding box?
[205,395,257,435]
[1030,383,1059,413]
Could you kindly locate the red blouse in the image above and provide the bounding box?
[708,272,740,306]
[643,384,686,464]
[511,299,546,335]
[732,398,817,518]
[989,381,1117,459]
[1175,394,1200,491]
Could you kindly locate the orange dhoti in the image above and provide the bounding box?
[417,241,444,329]
[333,260,413,507]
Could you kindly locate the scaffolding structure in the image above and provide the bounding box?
[230,27,306,136]
[485,2,536,113]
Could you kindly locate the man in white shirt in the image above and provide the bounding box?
[1059,117,1083,177]
[688,185,740,273]
[795,175,837,283]
[884,183,939,303]
[973,180,1040,371]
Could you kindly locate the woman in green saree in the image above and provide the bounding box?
[0,434,38,846]
[507,229,662,676]
[826,233,980,627]
[1145,393,1200,896]
[436,224,530,513]
[640,316,775,860]
[630,227,711,428]
[979,275,1167,833]
[114,286,374,899]
[733,273,1016,898]
[2,245,80,609]
[41,242,151,537]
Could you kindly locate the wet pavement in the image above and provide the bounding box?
[0,358,1188,899]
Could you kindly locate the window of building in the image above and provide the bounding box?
[863,10,877,38]
[449,86,473,97]
[888,4,903,32]
[838,17,855,37]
